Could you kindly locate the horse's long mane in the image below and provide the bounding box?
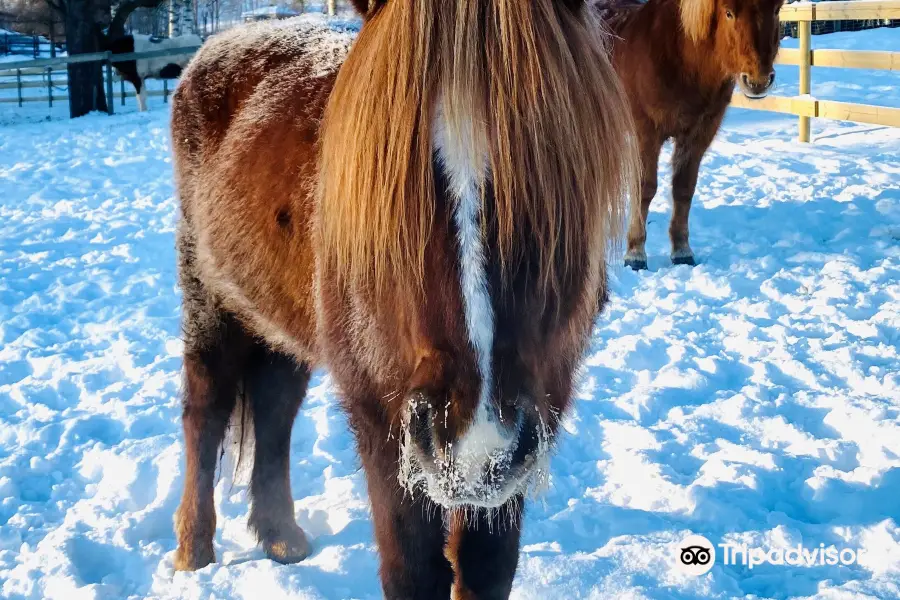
[318,0,638,294]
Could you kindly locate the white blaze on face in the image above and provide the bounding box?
[430,99,519,505]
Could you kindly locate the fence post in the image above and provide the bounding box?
[16,69,22,107]
[46,66,52,107]
[33,36,38,59]
[328,0,336,16]
[164,79,169,103]
[798,19,812,142]
[105,56,115,115]
[121,77,126,106]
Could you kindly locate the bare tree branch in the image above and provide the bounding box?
[44,0,66,17]
[108,0,164,39]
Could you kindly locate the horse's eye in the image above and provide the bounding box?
[725,9,734,19]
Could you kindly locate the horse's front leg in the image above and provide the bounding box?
[355,416,453,600]
[670,118,721,266]
[624,129,663,271]
[669,142,703,266]
[174,346,240,571]
[245,351,312,564]
[446,500,524,600]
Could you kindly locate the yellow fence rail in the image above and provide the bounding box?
[731,0,900,141]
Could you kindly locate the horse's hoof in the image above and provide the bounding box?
[671,254,696,266]
[624,257,648,271]
[263,526,311,564]
[624,248,648,271]
[671,244,696,266]
[174,544,215,571]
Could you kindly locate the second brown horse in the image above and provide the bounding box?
[597,0,782,269]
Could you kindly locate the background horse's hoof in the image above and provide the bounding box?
[671,254,696,266]
[624,248,648,271]
[624,257,648,271]
[173,544,215,571]
[263,526,311,564]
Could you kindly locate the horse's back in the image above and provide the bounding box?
[172,17,356,362]
[173,18,354,162]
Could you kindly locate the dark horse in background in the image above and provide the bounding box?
[103,33,200,112]
[595,0,782,269]
[170,1,637,598]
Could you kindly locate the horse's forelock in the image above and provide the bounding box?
[680,0,717,42]
[317,0,637,302]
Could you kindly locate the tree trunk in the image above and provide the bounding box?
[65,0,108,118]
[182,0,195,34]
[169,0,182,37]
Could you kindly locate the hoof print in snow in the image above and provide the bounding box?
[263,528,312,564]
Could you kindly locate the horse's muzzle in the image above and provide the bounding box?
[739,71,776,99]
[405,403,548,508]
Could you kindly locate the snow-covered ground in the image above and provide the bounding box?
[0,27,898,600]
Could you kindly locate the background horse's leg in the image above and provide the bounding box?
[625,130,664,271]
[245,350,312,564]
[136,81,147,112]
[446,500,524,600]
[670,116,722,266]
[353,410,453,599]
[173,313,248,571]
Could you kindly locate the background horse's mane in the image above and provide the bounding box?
[593,0,715,43]
[318,0,638,296]
[680,0,716,42]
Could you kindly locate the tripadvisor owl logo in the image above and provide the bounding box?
[674,534,716,576]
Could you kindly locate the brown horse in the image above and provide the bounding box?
[170,2,637,598]
[595,0,782,269]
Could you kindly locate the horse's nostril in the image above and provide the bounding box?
[767,72,776,86]
[741,73,750,86]
[410,400,434,456]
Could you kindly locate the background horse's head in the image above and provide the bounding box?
[318,0,638,510]
[681,0,783,97]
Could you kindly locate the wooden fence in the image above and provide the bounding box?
[3,6,898,132]
[0,46,199,114]
[0,32,62,58]
[731,0,900,142]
